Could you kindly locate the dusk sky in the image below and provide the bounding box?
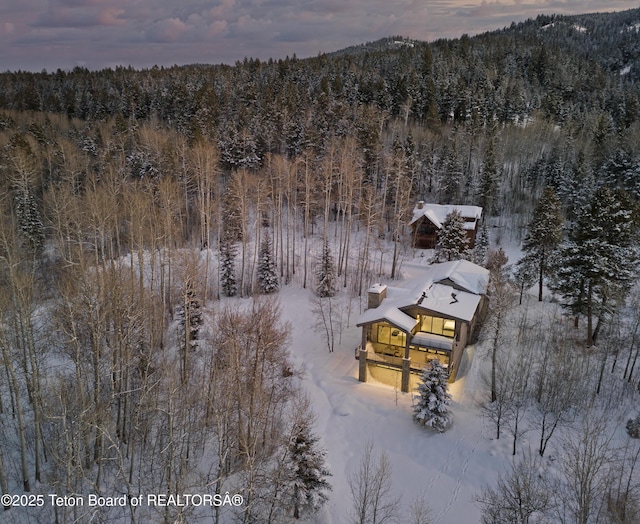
[1,1,638,72]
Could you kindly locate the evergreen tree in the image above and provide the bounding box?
[315,241,336,298]
[432,210,471,262]
[478,131,500,216]
[438,142,462,203]
[472,221,490,266]
[220,239,237,297]
[14,188,44,254]
[520,187,563,301]
[550,187,638,345]
[413,359,452,432]
[257,233,279,294]
[286,414,332,519]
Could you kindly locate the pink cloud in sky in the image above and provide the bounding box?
[0,0,638,71]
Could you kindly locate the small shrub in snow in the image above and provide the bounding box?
[626,415,640,439]
[413,359,452,432]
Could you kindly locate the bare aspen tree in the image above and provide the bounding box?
[386,143,413,280]
[623,287,640,384]
[0,219,46,486]
[477,450,551,524]
[484,249,514,403]
[407,494,433,524]
[348,441,402,524]
[310,294,337,353]
[605,439,640,524]
[504,339,532,456]
[227,169,254,296]
[301,151,315,289]
[266,154,285,279]
[0,298,30,492]
[357,185,381,296]
[336,137,362,287]
[0,445,8,510]
[534,330,587,457]
[189,140,221,300]
[213,298,294,522]
[553,410,616,524]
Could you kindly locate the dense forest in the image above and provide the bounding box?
[1,7,640,523]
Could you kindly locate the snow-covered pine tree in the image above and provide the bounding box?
[413,359,452,432]
[432,210,471,262]
[220,239,237,297]
[315,241,336,298]
[438,142,462,203]
[257,233,279,294]
[521,187,563,301]
[478,130,500,216]
[14,188,44,254]
[286,415,332,519]
[550,186,637,345]
[472,220,490,266]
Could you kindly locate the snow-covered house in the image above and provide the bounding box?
[356,260,489,392]
[410,202,483,249]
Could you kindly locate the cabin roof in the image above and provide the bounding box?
[409,203,483,228]
[357,260,489,330]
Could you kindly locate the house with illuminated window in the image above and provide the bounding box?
[356,259,489,392]
[410,202,483,249]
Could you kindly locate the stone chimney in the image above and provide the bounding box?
[417,200,424,209]
[367,283,387,309]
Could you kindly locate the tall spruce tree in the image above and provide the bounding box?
[472,221,490,266]
[14,188,44,255]
[220,239,237,297]
[478,131,500,216]
[286,412,332,519]
[520,187,563,301]
[413,359,452,432]
[315,241,336,298]
[550,187,637,345]
[257,233,279,294]
[432,210,471,262]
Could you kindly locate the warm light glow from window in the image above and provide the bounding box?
[420,315,455,338]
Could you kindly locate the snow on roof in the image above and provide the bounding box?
[357,260,488,329]
[368,283,387,294]
[426,259,489,295]
[357,302,418,332]
[412,331,453,351]
[409,203,483,227]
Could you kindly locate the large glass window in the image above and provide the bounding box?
[376,324,406,347]
[420,315,455,338]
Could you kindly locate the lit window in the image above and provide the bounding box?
[420,315,455,338]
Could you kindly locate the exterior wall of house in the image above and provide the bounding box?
[410,215,479,249]
[358,312,462,390]
[411,217,438,249]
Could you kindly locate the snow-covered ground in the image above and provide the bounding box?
[278,258,509,524]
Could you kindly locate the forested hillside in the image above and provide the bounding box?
[1,7,640,523]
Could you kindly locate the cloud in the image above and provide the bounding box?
[1,0,639,71]
[33,6,125,28]
[144,18,190,43]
